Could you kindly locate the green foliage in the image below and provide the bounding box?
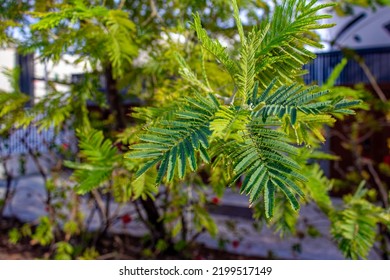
[32,74,103,131]
[2,0,385,260]
[130,168,158,200]
[320,58,369,118]
[29,0,137,77]
[272,196,300,237]
[54,241,74,260]
[334,0,390,16]
[104,10,138,76]
[8,228,21,245]
[251,81,360,124]
[254,194,300,237]
[230,127,305,218]
[330,182,389,259]
[301,163,333,211]
[0,68,32,132]
[126,93,219,182]
[32,216,54,246]
[77,247,100,260]
[64,129,119,194]
[127,0,360,218]
[191,13,238,80]
[8,223,32,245]
[193,205,218,238]
[324,58,348,88]
[210,105,249,140]
[192,0,336,90]
[64,221,80,236]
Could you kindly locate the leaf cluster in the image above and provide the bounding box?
[28,0,138,77]
[126,0,361,218]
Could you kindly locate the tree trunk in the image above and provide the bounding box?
[139,197,168,242]
[104,64,126,131]
[104,64,169,245]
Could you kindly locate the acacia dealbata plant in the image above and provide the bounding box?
[126,0,360,217]
[125,0,387,259]
[1,0,388,259]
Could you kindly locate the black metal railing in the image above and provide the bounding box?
[0,116,75,157]
[304,47,390,86]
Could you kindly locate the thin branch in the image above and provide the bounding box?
[333,160,347,177]
[142,0,162,27]
[325,40,387,102]
[356,129,376,143]
[134,200,155,235]
[91,189,107,225]
[149,0,162,21]
[330,130,348,142]
[214,93,230,104]
[85,203,97,232]
[229,87,238,105]
[357,59,387,102]
[189,228,206,244]
[364,159,389,208]
[118,0,126,10]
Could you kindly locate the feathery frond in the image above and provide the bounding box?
[232,0,246,44]
[251,80,360,127]
[64,129,118,194]
[104,10,138,77]
[301,163,333,211]
[126,93,220,183]
[210,105,249,140]
[175,53,212,93]
[254,0,335,87]
[191,13,238,79]
[329,181,390,259]
[236,31,262,104]
[30,1,137,77]
[124,0,360,220]
[229,127,305,218]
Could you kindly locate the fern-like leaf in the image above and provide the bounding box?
[64,129,118,194]
[252,81,360,125]
[191,13,238,80]
[254,0,335,87]
[330,182,387,259]
[229,127,305,218]
[126,93,220,183]
[175,53,211,93]
[104,10,137,77]
[210,105,249,140]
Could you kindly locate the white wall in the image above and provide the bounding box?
[0,48,16,92]
[0,49,91,98]
[34,54,92,100]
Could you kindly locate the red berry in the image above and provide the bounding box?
[115,142,124,151]
[211,197,220,205]
[121,214,132,224]
[383,155,390,166]
[232,240,240,248]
